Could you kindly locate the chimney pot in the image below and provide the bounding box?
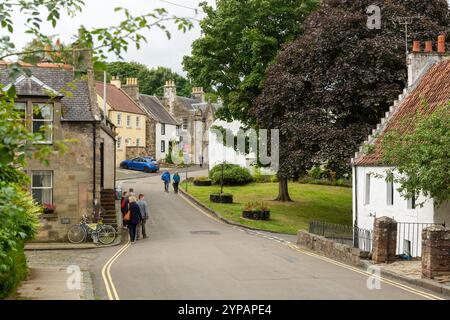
[424,41,433,53]
[438,34,446,54]
[412,40,421,53]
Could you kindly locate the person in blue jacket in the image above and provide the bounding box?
[161,170,171,193]
[172,172,181,194]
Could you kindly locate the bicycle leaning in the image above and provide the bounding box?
[67,214,117,245]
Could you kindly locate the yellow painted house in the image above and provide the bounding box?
[96,79,146,165]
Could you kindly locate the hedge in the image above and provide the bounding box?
[0,242,27,299]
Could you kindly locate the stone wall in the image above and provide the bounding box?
[297,230,363,267]
[422,225,450,279]
[145,118,156,158]
[372,217,397,263]
[126,146,147,159]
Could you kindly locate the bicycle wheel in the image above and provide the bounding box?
[97,225,116,245]
[67,225,87,244]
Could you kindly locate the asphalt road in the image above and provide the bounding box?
[93,172,445,300]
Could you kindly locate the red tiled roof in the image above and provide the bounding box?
[0,60,73,70]
[355,58,450,166]
[95,82,144,115]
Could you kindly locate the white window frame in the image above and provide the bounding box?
[176,125,180,136]
[136,116,140,128]
[161,140,165,153]
[136,138,141,147]
[407,192,416,210]
[117,113,122,126]
[125,137,131,146]
[386,180,394,206]
[32,103,53,144]
[31,170,53,205]
[117,136,122,149]
[161,123,166,135]
[364,174,371,205]
[182,118,188,130]
[14,102,27,121]
[126,115,131,128]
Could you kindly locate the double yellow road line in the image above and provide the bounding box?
[101,240,131,300]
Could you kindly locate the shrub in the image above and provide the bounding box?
[0,242,27,299]
[0,184,40,298]
[194,176,210,181]
[308,166,328,180]
[209,164,253,186]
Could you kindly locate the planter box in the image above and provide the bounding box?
[210,194,233,204]
[242,210,270,221]
[194,180,212,186]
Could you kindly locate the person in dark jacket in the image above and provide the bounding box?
[161,171,171,193]
[127,196,143,244]
[120,191,129,229]
[172,172,181,194]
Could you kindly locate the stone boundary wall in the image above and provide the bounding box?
[297,230,363,267]
[126,146,147,159]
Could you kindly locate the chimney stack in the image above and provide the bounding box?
[110,76,121,88]
[163,80,177,113]
[438,34,446,54]
[192,86,205,102]
[122,77,139,102]
[407,35,449,88]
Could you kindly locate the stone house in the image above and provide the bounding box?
[160,81,217,164]
[352,35,450,256]
[96,78,147,165]
[0,58,117,242]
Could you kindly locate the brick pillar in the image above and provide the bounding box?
[422,225,450,279]
[372,217,397,263]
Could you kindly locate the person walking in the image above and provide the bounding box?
[161,170,171,193]
[126,196,143,244]
[172,172,181,194]
[136,194,149,239]
[120,191,129,229]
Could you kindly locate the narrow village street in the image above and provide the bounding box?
[79,171,445,300]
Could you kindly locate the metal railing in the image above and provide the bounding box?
[396,222,445,258]
[309,221,373,252]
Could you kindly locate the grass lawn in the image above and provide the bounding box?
[181,182,352,235]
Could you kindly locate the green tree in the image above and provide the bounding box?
[254,0,450,201]
[381,102,450,206]
[106,63,193,97]
[183,0,319,124]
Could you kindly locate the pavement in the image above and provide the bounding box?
[94,172,447,300]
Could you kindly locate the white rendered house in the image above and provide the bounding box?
[352,36,450,256]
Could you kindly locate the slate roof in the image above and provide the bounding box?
[139,94,178,125]
[96,82,145,115]
[355,58,450,166]
[0,63,95,121]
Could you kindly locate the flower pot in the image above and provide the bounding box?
[210,194,233,203]
[242,210,270,220]
[194,180,212,186]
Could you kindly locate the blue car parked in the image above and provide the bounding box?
[120,157,160,173]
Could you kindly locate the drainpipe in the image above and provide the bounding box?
[353,165,358,248]
[93,122,97,203]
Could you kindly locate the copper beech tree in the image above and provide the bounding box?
[254,0,450,201]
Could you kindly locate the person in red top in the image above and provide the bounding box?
[120,191,129,228]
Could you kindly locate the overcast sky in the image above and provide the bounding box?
[11,0,215,75]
